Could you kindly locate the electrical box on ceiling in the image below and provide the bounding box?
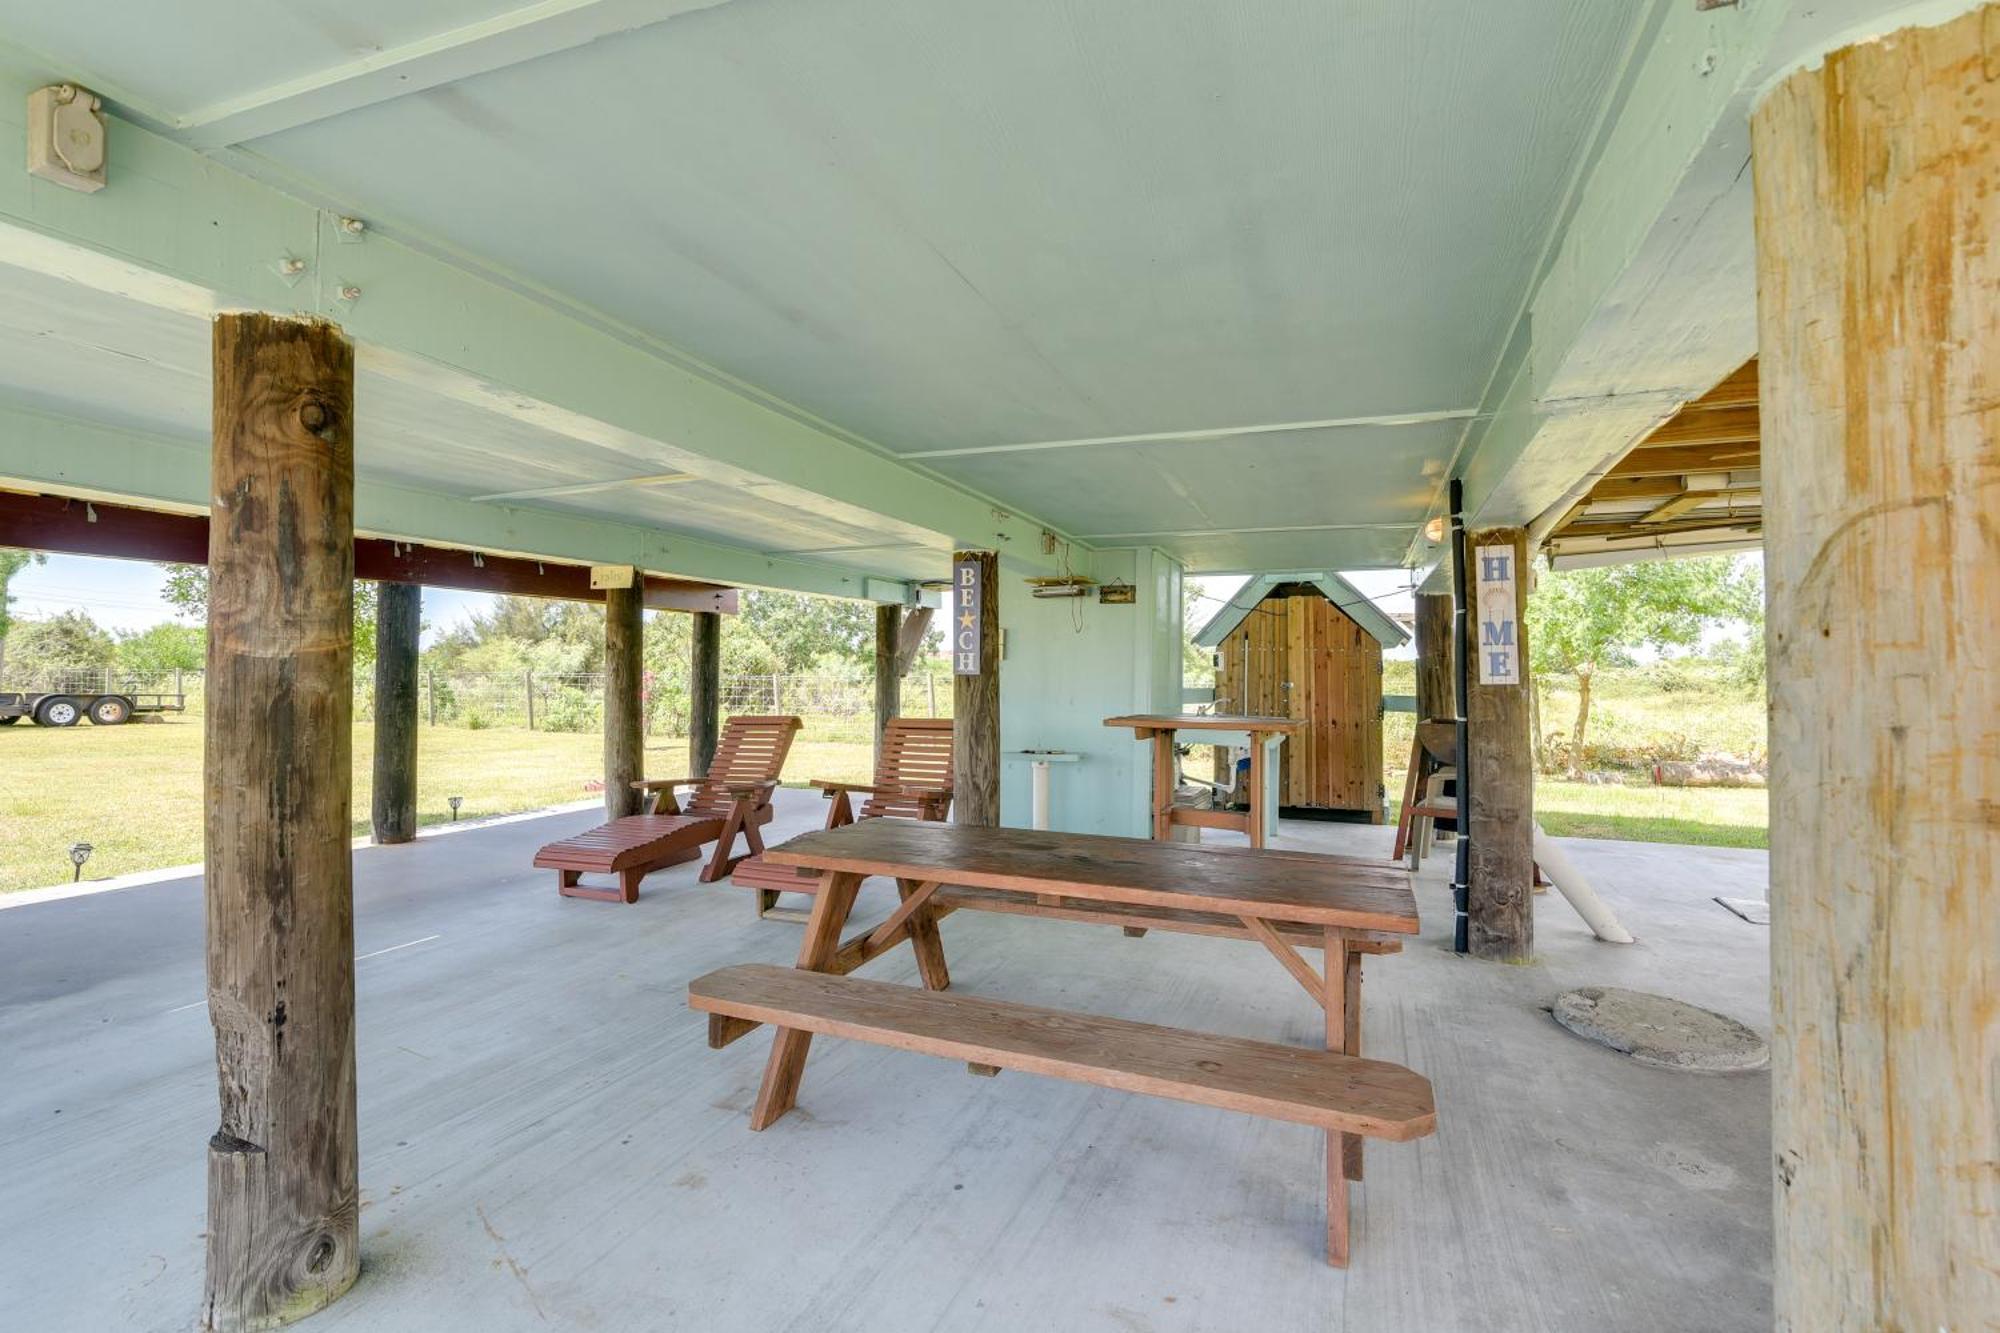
[27,84,106,194]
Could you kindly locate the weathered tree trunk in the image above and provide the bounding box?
[603,582,644,819]
[202,313,359,1330]
[1464,527,1533,961]
[1567,665,1593,781]
[951,551,1001,827]
[1754,9,1999,1326]
[370,580,420,844]
[1414,590,1454,722]
[689,608,720,777]
[874,601,901,755]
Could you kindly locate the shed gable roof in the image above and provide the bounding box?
[1192,575,1410,649]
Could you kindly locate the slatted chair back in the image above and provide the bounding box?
[859,717,955,820]
[679,715,803,817]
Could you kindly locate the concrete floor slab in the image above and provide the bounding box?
[0,792,1773,1331]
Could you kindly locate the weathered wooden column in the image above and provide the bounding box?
[603,579,644,818]
[688,608,720,777]
[1754,10,1998,1326]
[874,602,901,752]
[202,313,358,1330]
[370,580,420,845]
[1414,590,1454,722]
[951,551,1000,826]
[1462,527,1532,960]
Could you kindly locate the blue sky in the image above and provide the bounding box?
[9,553,1422,655]
[10,554,497,645]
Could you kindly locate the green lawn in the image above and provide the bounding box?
[1533,779,1768,849]
[0,718,882,893]
[1,686,1767,892]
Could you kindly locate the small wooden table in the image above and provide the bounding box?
[1105,713,1302,848]
[732,819,1419,1259]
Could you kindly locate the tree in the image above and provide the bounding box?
[1526,555,1759,778]
[739,591,874,673]
[162,563,378,666]
[0,547,47,681]
[5,609,116,683]
[117,622,206,672]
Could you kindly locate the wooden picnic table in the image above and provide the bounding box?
[708,819,1422,1262]
[1104,713,1303,848]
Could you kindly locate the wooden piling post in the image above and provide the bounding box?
[1414,591,1454,722]
[1754,9,1999,1325]
[202,313,359,1330]
[689,608,720,777]
[603,582,644,819]
[874,602,901,754]
[1462,527,1533,961]
[951,550,1000,827]
[370,580,420,845]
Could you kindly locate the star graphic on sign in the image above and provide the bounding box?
[959,611,975,629]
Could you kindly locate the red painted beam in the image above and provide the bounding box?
[0,490,737,614]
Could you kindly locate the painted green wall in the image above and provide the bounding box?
[997,547,1183,837]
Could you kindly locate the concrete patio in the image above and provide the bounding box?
[0,789,1772,1332]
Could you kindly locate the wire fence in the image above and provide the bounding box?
[5,666,955,738]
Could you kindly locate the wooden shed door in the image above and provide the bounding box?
[1285,595,1381,813]
[1215,592,1382,815]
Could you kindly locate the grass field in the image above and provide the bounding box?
[0,719,884,893]
[0,669,1767,892]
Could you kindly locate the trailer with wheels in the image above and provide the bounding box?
[0,690,187,726]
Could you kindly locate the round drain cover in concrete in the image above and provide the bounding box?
[1551,987,1768,1072]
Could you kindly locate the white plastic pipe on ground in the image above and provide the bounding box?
[1533,824,1635,944]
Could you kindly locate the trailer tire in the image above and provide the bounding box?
[88,696,133,725]
[35,696,83,727]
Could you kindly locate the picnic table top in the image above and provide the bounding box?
[1104,713,1303,734]
[762,820,1419,934]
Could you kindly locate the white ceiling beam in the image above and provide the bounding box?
[173,0,740,148]
[1078,521,1412,541]
[470,471,695,503]
[904,408,1479,460]
[0,67,1076,577]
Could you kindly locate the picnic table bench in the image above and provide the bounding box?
[690,820,1432,1266]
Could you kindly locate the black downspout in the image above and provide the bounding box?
[1449,479,1471,955]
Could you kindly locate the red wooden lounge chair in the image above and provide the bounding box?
[733,716,953,919]
[533,715,802,903]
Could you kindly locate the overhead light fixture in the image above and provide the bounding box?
[1423,516,1447,544]
[1027,577,1094,600]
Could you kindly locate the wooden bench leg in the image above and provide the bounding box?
[898,878,951,992]
[1324,927,1354,1267]
[1342,946,1364,1182]
[751,871,863,1131]
[620,867,642,904]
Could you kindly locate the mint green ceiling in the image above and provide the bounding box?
[0,0,1654,575]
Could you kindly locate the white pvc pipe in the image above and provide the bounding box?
[1533,823,1635,944]
[1029,760,1052,831]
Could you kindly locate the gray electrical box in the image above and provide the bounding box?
[27,84,106,193]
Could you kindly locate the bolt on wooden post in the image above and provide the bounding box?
[202,313,359,1329]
